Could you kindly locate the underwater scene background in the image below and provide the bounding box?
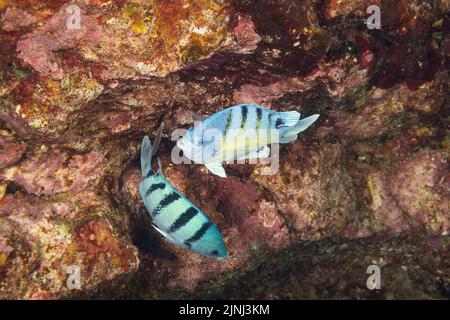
[0,0,448,299]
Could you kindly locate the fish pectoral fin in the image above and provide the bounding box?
[152,224,184,247]
[205,163,227,178]
[152,224,169,238]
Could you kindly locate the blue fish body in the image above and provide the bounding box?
[177,104,320,177]
[140,133,227,259]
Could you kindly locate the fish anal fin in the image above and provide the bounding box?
[237,146,270,160]
[205,163,227,178]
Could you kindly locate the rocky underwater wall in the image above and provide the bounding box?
[0,0,448,299]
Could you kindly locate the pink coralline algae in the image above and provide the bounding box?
[231,15,262,53]
[0,194,74,220]
[363,170,411,236]
[0,133,26,170]
[1,7,38,32]
[215,177,289,248]
[253,142,356,241]
[390,150,449,236]
[2,149,104,196]
[0,191,139,299]
[16,4,102,80]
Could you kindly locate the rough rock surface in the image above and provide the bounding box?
[0,0,448,299]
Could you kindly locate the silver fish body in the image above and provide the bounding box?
[177,104,319,177]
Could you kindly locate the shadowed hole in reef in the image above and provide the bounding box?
[5,181,27,195]
[130,212,177,261]
[436,278,450,298]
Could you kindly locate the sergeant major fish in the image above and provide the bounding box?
[139,125,228,259]
[177,104,319,177]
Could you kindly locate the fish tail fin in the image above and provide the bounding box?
[141,123,164,177]
[274,110,301,128]
[140,135,153,177]
[279,114,320,143]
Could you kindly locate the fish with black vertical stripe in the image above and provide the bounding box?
[177,104,320,177]
[139,126,228,259]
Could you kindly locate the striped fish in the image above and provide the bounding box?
[177,104,319,177]
[139,126,228,259]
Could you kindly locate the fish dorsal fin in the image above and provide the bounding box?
[151,123,164,159]
[205,163,227,178]
[191,112,206,123]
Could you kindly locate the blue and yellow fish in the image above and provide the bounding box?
[139,125,228,259]
[177,104,320,177]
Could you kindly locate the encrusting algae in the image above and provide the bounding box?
[0,0,448,299]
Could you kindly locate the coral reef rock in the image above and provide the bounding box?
[0,0,448,299]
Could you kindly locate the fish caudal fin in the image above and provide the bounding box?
[141,136,153,177]
[275,111,300,128]
[279,114,320,143]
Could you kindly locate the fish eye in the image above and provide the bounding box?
[210,250,219,256]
